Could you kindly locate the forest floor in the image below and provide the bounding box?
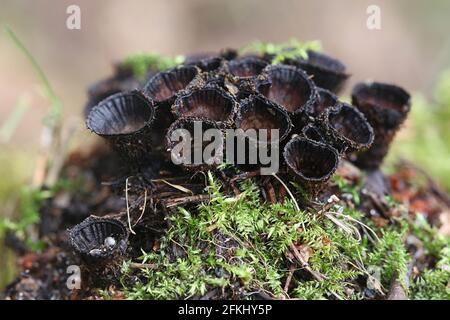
[1,143,449,300]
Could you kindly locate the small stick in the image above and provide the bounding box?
[317,195,340,219]
[132,188,148,227]
[289,243,326,281]
[283,264,296,295]
[125,177,136,235]
[164,194,210,208]
[265,182,277,204]
[129,262,157,270]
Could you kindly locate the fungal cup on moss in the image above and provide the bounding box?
[257,64,316,117]
[86,90,156,173]
[283,136,339,194]
[172,86,238,125]
[322,103,374,153]
[351,82,411,169]
[143,65,199,104]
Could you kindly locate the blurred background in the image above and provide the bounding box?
[1,0,450,288]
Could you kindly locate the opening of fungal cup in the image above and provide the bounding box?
[227,57,268,78]
[284,137,339,182]
[86,91,154,136]
[69,217,129,260]
[143,66,198,103]
[236,95,291,143]
[309,87,339,117]
[173,87,236,123]
[257,65,315,115]
[326,104,374,149]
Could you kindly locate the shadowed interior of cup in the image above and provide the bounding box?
[352,83,410,113]
[328,105,373,145]
[70,218,127,253]
[284,138,338,180]
[177,88,234,122]
[237,97,290,141]
[312,88,338,116]
[145,66,198,102]
[259,67,313,113]
[87,93,153,136]
[228,58,267,78]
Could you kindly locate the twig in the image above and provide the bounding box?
[133,188,148,227]
[317,195,340,218]
[125,177,136,235]
[288,243,326,281]
[129,262,157,270]
[283,264,296,295]
[164,194,210,208]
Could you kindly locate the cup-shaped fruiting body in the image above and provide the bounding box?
[172,86,238,125]
[84,72,139,118]
[227,57,268,78]
[283,136,339,194]
[301,123,327,144]
[235,94,292,144]
[166,117,224,171]
[307,87,339,118]
[288,50,349,94]
[232,95,292,172]
[257,65,316,117]
[69,216,129,263]
[322,103,374,153]
[86,90,155,171]
[351,82,411,169]
[143,65,199,104]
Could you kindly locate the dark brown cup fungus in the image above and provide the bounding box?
[301,123,327,144]
[142,65,199,152]
[143,65,199,104]
[69,216,129,262]
[307,87,339,118]
[350,82,411,169]
[288,50,349,94]
[256,65,316,117]
[172,86,238,125]
[86,90,155,172]
[232,95,291,171]
[322,103,374,153]
[166,117,224,171]
[283,136,339,194]
[84,72,140,118]
[227,57,268,78]
[236,95,292,143]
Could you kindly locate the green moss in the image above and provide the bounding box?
[121,53,185,80]
[239,39,322,64]
[409,214,450,300]
[410,248,450,300]
[121,172,448,300]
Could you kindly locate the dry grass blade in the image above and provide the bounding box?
[154,179,194,194]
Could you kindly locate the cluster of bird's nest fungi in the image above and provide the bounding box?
[71,47,412,282]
